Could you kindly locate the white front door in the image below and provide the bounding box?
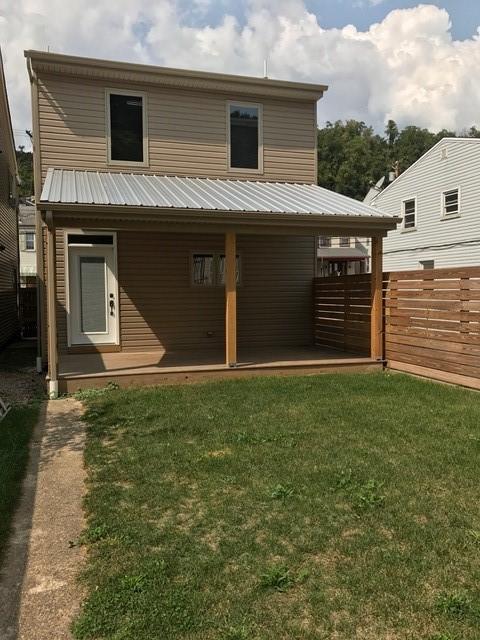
[68,242,118,345]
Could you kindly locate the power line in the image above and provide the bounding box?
[384,237,480,255]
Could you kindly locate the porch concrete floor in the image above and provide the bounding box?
[59,346,372,379]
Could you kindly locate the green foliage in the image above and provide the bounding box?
[0,402,40,564]
[317,120,387,200]
[317,119,479,201]
[260,564,293,592]
[16,146,33,197]
[269,483,295,499]
[435,592,475,619]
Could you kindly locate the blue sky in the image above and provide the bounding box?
[176,0,479,40]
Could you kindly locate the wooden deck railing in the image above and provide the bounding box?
[314,266,480,386]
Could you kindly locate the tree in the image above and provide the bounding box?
[16,146,33,197]
[317,120,387,200]
[316,119,478,201]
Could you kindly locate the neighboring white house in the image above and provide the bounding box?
[317,236,370,276]
[371,138,480,271]
[18,198,36,287]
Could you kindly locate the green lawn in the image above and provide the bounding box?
[0,403,40,563]
[74,373,480,640]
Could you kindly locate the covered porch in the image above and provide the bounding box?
[39,171,399,397]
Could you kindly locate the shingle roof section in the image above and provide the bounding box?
[40,169,394,219]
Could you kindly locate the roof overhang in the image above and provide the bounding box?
[40,204,399,237]
[25,50,327,102]
[39,170,400,236]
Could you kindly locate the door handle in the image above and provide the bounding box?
[109,294,115,316]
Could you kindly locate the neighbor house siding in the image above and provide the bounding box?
[37,75,317,185]
[375,139,480,270]
[0,158,18,348]
[54,231,314,354]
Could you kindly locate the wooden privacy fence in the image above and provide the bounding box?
[314,266,480,387]
[313,274,372,355]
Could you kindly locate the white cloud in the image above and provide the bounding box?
[1,1,480,149]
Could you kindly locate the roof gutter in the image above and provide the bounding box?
[39,203,400,232]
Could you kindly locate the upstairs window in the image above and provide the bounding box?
[228,103,262,171]
[339,237,350,247]
[442,188,459,217]
[319,237,331,247]
[107,90,147,164]
[403,198,416,229]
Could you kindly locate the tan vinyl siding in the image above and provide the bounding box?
[0,158,18,348]
[54,231,314,354]
[37,75,317,184]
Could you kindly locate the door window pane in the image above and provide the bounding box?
[229,105,259,169]
[80,257,106,332]
[109,93,144,162]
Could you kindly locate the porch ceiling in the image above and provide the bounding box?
[40,169,400,234]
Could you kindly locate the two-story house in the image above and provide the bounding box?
[19,198,36,287]
[317,236,370,277]
[25,50,398,396]
[371,138,480,271]
[0,50,19,350]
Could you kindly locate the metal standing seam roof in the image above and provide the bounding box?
[40,169,394,219]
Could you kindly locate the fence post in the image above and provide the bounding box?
[370,237,383,360]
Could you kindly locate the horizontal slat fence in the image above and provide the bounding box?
[314,266,480,386]
[313,274,372,355]
[385,267,480,382]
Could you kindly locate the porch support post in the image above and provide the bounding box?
[46,212,58,398]
[225,231,237,367]
[370,235,383,361]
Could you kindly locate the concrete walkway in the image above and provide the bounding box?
[0,398,86,640]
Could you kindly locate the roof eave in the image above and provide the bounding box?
[24,50,327,101]
[39,201,400,233]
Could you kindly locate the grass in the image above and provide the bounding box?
[0,402,40,563]
[73,372,480,639]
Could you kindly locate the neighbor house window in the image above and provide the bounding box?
[25,232,35,251]
[192,253,241,286]
[319,236,331,247]
[228,103,262,171]
[107,90,147,164]
[403,198,416,229]
[442,189,459,217]
[420,260,434,269]
[339,237,350,247]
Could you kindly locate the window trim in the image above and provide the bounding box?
[105,88,149,167]
[190,251,242,287]
[401,196,417,232]
[441,187,461,219]
[226,101,264,174]
[25,231,35,251]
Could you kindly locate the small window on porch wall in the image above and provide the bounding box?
[192,254,215,286]
[218,255,240,285]
[229,103,261,170]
